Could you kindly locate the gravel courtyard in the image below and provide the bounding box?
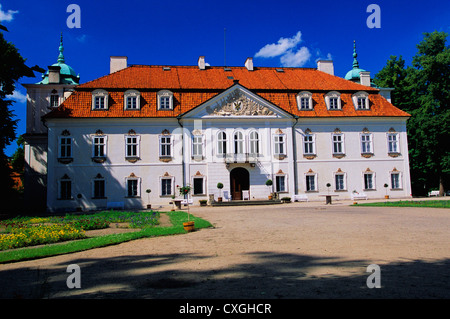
[0,200,449,299]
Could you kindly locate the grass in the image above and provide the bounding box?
[0,211,212,264]
[353,200,450,208]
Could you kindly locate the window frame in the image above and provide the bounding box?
[275,174,287,193]
[390,171,403,190]
[387,132,400,154]
[92,89,109,110]
[325,91,342,110]
[50,94,60,108]
[92,135,108,158]
[125,135,140,159]
[352,91,370,110]
[332,133,345,155]
[249,130,260,156]
[273,133,286,156]
[363,172,376,190]
[303,133,316,155]
[92,177,106,199]
[159,134,173,158]
[305,173,318,192]
[160,176,174,197]
[157,90,174,110]
[360,133,373,155]
[297,91,313,110]
[126,177,141,198]
[217,131,227,156]
[233,131,245,154]
[192,134,204,158]
[192,176,206,195]
[124,90,140,110]
[58,136,73,159]
[334,172,347,191]
[59,177,72,200]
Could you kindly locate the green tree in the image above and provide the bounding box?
[374,31,450,196]
[0,28,40,201]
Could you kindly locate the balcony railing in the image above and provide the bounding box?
[225,153,259,163]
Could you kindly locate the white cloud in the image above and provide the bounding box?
[0,4,19,22]
[255,31,302,58]
[280,47,312,67]
[7,90,27,103]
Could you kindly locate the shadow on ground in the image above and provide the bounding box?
[1,251,448,299]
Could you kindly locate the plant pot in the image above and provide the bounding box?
[183,221,195,232]
[385,195,389,199]
[218,197,222,202]
[268,195,273,200]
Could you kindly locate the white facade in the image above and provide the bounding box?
[45,85,411,212]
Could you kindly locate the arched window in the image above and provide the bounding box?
[217,131,227,155]
[249,131,259,155]
[234,131,244,154]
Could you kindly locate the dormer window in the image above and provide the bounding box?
[124,90,140,110]
[325,91,342,110]
[157,90,173,110]
[296,91,313,110]
[352,91,370,110]
[92,89,108,110]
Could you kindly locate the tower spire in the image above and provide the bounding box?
[352,40,359,69]
[57,32,65,63]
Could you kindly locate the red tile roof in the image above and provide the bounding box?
[45,65,410,119]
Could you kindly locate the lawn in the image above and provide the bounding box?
[353,200,450,208]
[0,210,212,264]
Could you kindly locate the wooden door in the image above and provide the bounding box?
[230,167,249,200]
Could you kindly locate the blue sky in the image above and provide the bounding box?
[2,0,450,156]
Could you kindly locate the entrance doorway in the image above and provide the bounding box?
[230,167,249,200]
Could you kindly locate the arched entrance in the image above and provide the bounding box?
[230,167,249,200]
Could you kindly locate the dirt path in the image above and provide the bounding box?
[0,201,449,299]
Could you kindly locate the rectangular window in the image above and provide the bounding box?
[60,180,71,200]
[93,136,106,157]
[304,134,315,155]
[217,132,227,155]
[335,174,345,191]
[126,136,139,157]
[276,175,286,192]
[59,137,72,158]
[300,97,310,110]
[161,178,172,196]
[160,96,171,110]
[93,179,105,198]
[50,95,59,107]
[160,136,172,157]
[127,179,138,197]
[192,136,203,157]
[391,173,401,189]
[364,173,375,190]
[193,177,204,195]
[388,133,399,153]
[361,134,372,154]
[306,175,316,192]
[329,97,339,109]
[274,134,285,155]
[94,96,106,109]
[357,97,367,109]
[126,96,137,109]
[332,134,344,154]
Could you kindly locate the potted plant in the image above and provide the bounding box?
[281,196,291,203]
[266,179,273,200]
[199,199,207,206]
[178,185,194,232]
[217,182,224,202]
[384,183,389,199]
[146,189,151,209]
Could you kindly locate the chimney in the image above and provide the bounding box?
[48,65,61,84]
[359,71,371,86]
[198,56,206,70]
[110,56,128,74]
[317,60,334,76]
[245,57,253,71]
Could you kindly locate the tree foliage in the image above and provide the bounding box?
[374,31,450,195]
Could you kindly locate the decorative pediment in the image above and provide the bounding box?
[182,85,292,119]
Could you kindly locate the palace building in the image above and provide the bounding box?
[24,37,412,212]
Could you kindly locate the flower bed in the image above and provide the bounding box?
[0,224,85,251]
